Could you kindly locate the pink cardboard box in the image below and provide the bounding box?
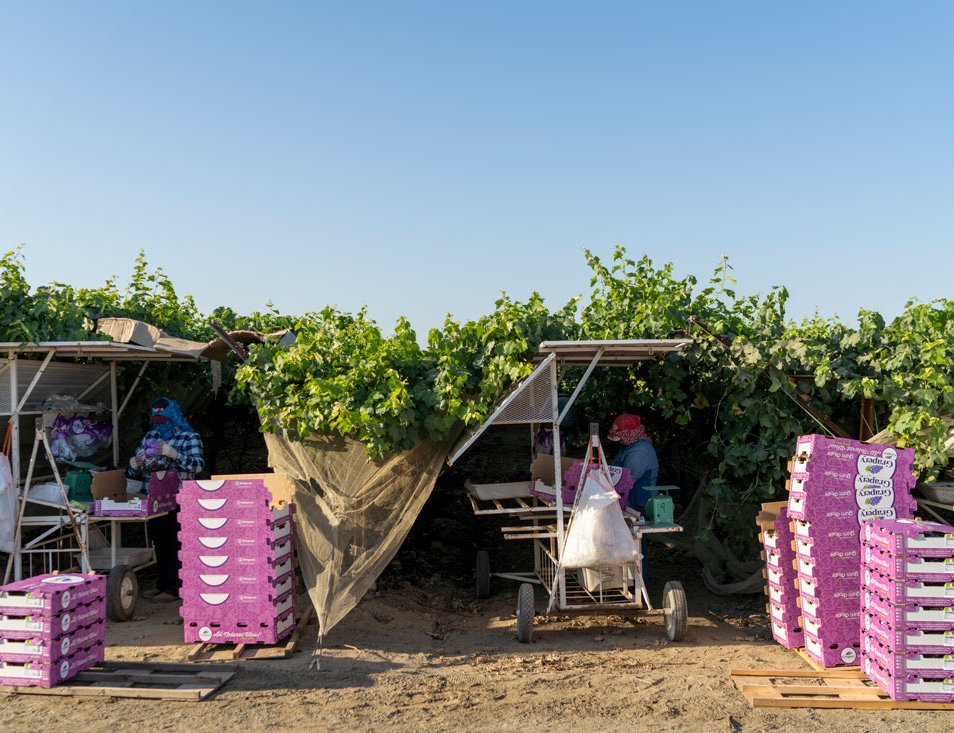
[180,479,271,502]
[864,567,954,607]
[178,547,295,573]
[0,641,103,688]
[864,546,954,583]
[799,599,859,633]
[0,573,105,616]
[771,617,805,650]
[797,569,861,599]
[862,654,954,702]
[802,614,859,641]
[0,622,104,664]
[94,471,178,517]
[183,556,295,590]
[792,435,915,477]
[178,530,294,558]
[182,607,296,645]
[803,630,861,667]
[177,503,293,527]
[864,519,954,559]
[180,586,295,619]
[183,572,296,598]
[768,600,800,629]
[864,592,954,631]
[0,601,104,642]
[794,540,860,567]
[863,632,954,677]
[863,611,954,655]
[178,515,294,540]
[767,582,799,612]
[787,490,916,524]
[792,519,859,547]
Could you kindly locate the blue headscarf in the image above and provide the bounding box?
[149,397,193,440]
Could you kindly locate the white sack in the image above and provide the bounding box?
[560,469,637,569]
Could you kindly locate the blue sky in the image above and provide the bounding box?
[1,2,951,336]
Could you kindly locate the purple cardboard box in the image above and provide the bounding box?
[862,654,954,702]
[863,611,954,655]
[768,600,800,628]
[803,629,861,667]
[797,569,861,599]
[794,541,860,567]
[180,587,295,619]
[0,622,104,664]
[864,519,954,559]
[178,548,295,573]
[0,640,103,688]
[799,598,859,631]
[864,546,954,583]
[801,613,861,641]
[187,566,295,596]
[178,530,294,558]
[792,435,915,477]
[864,592,954,631]
[0,601,104,642]
[178,518,293,545]
[180,479,271,501]
[771,617,804,650]
[792,519,859,547]
[863,632,954,678]
[864,567,954,607]
[0,573,105,616]
[182,607,296,645]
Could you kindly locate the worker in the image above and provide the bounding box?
[608,413,659,511]
[128,397,205,602]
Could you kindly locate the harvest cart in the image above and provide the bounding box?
[450,339,692,642]
[1,333,212,620]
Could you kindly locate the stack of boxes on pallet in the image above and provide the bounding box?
[786,434,917,667]
[760,504,804,650]
[178,478,297,645]
[0,573,105,687]
[861,519,954,702]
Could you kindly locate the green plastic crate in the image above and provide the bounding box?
[65,470,93,503]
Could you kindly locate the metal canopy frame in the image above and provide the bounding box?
[449,337,691,611]
[2,340,208,582]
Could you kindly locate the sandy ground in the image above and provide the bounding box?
[1,555,948,733]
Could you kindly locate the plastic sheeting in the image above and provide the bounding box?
[264,430,458,638]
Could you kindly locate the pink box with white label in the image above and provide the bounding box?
[799,601,859,634]
[863,611,954,655]
[795,554,860,582]
[863,567,954,607]
[0,601,104,642]
[0,573,105,616]
[184,571,295,601]
[801,614,858,642]
[183,555,295,589]
[0,622,105,664]
[177,506,294,532]
[863,519,954,559]
[863,632,954,678]
[0,641,104,688]
[182,607,295,645]
[180,586,295,618]
[178,548,295,574]
[862,654,954,703]
[798,584,860,614]
[803,630,861,667]
[864,545,954,583]
[178,528,294,558]
[792,435,915,475]
[797,569,861,598]
[864,592,954,632]
[94,470,178,517]
[787,491,916,524]
[771,618,804,650]
[767,582,799,612]
[768,600,800,628]
[794,541,861,568]
[792,518,860,547]
[180,478,273,501]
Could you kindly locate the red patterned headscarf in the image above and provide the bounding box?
[608,413,650,445]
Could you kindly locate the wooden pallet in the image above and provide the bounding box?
[794,647,860,673]
[731,668,954,710]
[188,607,314,663]
[0,661,236,701]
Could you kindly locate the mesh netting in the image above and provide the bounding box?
[264,429,459,638]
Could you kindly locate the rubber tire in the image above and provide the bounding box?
[515,583,535,643]
[106,565,138,622]
[662,580,688,642]
[475,551,491,599]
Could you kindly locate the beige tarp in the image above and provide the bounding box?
[264,430,458,638]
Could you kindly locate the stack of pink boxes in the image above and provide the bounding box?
[861,519,954,702]
[0,573,105,687]
[760,505,804,650]
[786,434,917,667]
[178,478,297,645]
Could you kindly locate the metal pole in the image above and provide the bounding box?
[550,358,566,610]
[8,352,19,492]
[110,362,120,468]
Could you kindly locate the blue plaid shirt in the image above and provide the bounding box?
[128,427,205,482]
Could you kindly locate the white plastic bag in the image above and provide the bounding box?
[0,454,16,554]
[560,469,637,568]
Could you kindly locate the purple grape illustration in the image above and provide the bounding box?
[866,496,884,506]
[868,465,884,475]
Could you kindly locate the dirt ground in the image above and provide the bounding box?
[1,549,949,733]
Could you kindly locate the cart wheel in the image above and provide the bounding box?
[475,551,491,599]
[106,565,138,622]
[515,583,535,643]
[662,580,688,642]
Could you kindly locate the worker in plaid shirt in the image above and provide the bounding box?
[128,397,205,602]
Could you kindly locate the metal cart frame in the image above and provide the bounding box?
[449,339,692,642]
[1,338,208,618]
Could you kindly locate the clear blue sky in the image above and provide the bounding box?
[1,2,951,336]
